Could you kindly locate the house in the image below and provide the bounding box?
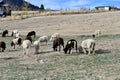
[0,0,11,17]
[95,6,120,11]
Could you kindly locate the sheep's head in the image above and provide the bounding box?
[78,46,83,53]
[11,41,14,47]
[63,44,70,54]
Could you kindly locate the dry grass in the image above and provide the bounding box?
[0,10,113,21]
[0,34,120,80]
[0,11,120,79]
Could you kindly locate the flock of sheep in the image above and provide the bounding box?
[0,29,101,55]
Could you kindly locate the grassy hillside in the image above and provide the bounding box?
[0,34,120,79]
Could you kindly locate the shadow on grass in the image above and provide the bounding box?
[95,49,111,54]
[34,50,55,55]
[8,49,20,52]
[0,57,18,60]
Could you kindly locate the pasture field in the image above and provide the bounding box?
[0,34,120,80]
[0,11,120,80]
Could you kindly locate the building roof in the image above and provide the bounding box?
[95,6,111,8]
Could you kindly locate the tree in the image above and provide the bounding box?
[40,4,44,10]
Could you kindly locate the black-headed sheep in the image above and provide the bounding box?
[64,39,78,54]
[92,30,101,37]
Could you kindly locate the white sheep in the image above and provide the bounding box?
[50,33,60,41]
[79,39,95,54]
[22,40,31,55]
[15,32,20,38]
[11,30,20,38]
[33,40,40,54]
[38,35,48,45]
[11,30,19,36]
[92,30,101,37]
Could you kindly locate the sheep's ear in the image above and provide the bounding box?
[92,34,95,38]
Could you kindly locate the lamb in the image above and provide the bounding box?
[92,30,101,37]
[50,33,60,41]
[11,38,22,49]
[22,40,32,55]
[53,37,64,51]
[33,40,40,54]
[38,35,48,45]
[79,39,95,54]
[64,39,78,54]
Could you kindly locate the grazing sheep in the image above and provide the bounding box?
[0,41,6,52]
[50,33,60,41]
[27,31,36,39]
[64,39,78,54]
[11,38,22,49]
[11,30,20,38]
[38,35,48,45]
[25,36,32,43]
[22,40,32,55]
[33,40,40,54]
[15,32,20,38]
[79,39,95,54]
[11,30,19,36]
[53,37,64,51]
[2,30,8,37]
[92,30,101,37]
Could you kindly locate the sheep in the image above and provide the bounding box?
[11,30,20,38]
[38,35,48,45]
[33,40,40,54]
[53,37,64,51]
[0,41,6,52]
[11,38,22,49]
[92,30,101,37]
[79,39,95,54]
[64,39,78,54]
[27,31,36,39]
[22,40,32,55]
[15,32,20,38]
[2,30,8,37]
[11,30,19,36]
[50,33,60,41]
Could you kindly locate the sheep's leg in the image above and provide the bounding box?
[68,49,71,54]
[70,49,73,54]
[26,48,29,55]
[46,41,47,45]
[59,45,61,52]
[23,49,26,55]
[92,47,95,54]
[14,45,15,49]
[88,48,91,55]
[83,48,87,54]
